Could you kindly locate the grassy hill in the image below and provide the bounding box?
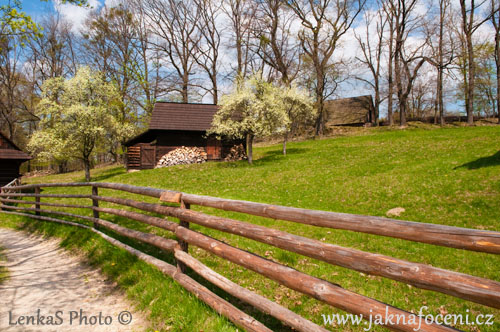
[1,125,499,331]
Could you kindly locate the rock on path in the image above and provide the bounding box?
[0,228,148,332]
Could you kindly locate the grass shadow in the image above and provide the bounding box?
[251,147,310,166]
[455,151,500,170]
[89,166,127,182]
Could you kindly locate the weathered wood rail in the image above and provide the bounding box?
[1,182,499,332]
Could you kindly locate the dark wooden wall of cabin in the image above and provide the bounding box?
[126,130,245,170]
[0,160,22,187]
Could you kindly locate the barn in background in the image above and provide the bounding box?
[324,95,375,126]
[0,132,32,186]
[124,102,244,170]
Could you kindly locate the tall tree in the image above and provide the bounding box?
[491,0,500,122]
[141,0,201,102]
[384,1,395,126]
[193,0,222,104]
[459,0,490,125]
[223,0,259,82]
[255,0,301,86]
[0,34,27,139]
[287,0,365,135]
[355,3,387,126]
[209,74,288,164]
[28,67,130,181]
[386,0,427,126]
[424,0,455,126]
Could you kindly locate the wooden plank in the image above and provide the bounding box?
[180,193,500,254]
[176,227,456,332]
[0,210,271,332]
[171,209,500,308]
[0,198,92,209]
[35,187,40,216]
[92,186,99,229]
[160,191,182,203]
[94,206,178,232]
[0,205,177,253]
[89,195,500,308]
[175,250,329,332]
[177,200,190,273]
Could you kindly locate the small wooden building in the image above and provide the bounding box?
[324,95,375,126]
[124,102,243,170]
[0,132,31,186]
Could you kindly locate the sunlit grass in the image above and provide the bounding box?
[1,125,499,331]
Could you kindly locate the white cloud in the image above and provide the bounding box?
[53,0,101,33]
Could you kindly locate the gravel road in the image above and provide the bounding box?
[0,228,148,332]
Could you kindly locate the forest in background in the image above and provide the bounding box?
[1,0,499,171]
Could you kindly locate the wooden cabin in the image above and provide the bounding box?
[0,132,32,186]
[124,102,243,170]
[324,95,375,126]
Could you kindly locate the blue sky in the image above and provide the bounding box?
[4,0,104,28]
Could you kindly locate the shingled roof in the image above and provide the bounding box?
[149,102,218,131]
[0,132,31,161]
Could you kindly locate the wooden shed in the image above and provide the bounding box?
[0,132,31,186]
[124,102,243,170]
[324,95,375,126]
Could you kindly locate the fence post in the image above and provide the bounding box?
[92,186,99,229]
[177,199,190,273]
[35,187,41,215]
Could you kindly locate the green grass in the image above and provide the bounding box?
[0,245,7,285]
[1,125,500,331]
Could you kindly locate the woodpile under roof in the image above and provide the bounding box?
[324,95,374,126]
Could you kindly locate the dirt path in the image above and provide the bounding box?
[0,228,148,332]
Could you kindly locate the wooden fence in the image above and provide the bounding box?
[1,182,499,332]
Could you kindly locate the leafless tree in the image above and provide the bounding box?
[490,0,500,122]
[383,1,396,126]
[459,0,491,125]
[386,0,427,126]
[140,0,201,102]
[424,0,455,126]
[193,0,222,104]
[287,0,366,135]
[222,0,259,82]
[27,15,78,87]
[355,3,387,125]
[254,0,301,86]
[0,36,27,140]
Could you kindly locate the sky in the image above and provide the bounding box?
[6,0,104,32]
[3,0,496,115]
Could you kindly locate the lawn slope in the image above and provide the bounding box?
[1,125,499,331]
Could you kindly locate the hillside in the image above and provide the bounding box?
[2,125,500,331]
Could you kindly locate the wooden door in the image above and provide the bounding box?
[141,146,156,169]
[206,138,221,160]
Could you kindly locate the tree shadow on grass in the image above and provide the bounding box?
[455,151,500,170]
[89,167,127,182]
[253,147,309,166]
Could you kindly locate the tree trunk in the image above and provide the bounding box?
[315,97,325,136]
[496,21,500,123]
[84,158,91,182]
[466,32,475,125]
[438,67,445,126]
[283,131,288,156]
[387,14,395,127]
[246,133,254,164]
[400,102,407,126]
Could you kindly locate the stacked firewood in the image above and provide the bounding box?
[224,144,247,161]
[156,146,208,168]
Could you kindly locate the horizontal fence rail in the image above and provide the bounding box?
[1,182,499,332]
